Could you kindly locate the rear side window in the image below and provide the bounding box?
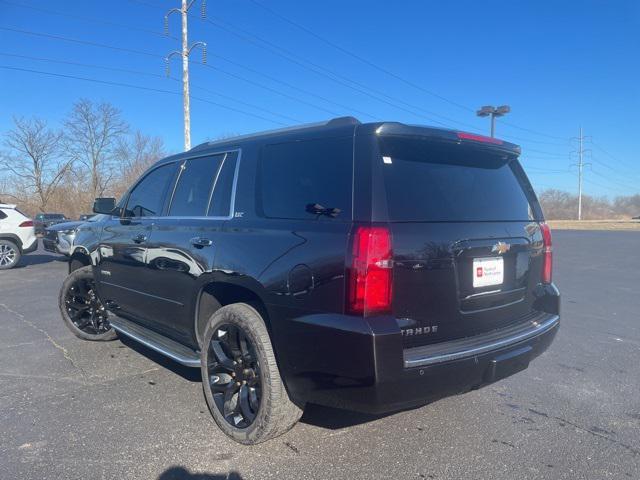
[379,137,538,222]
[0,210,7,220]
[169,154,225,217]
[209,152,239,218]
[125,163,177,217]
[258,137,353,220]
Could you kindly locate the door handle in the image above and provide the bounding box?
[132,233,147,244]
[190,237,213,248]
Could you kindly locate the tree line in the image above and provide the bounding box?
[538,189,640,220]
[1,99,638,220]
[0,99,167,219]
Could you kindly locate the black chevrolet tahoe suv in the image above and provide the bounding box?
[59,117,560,444]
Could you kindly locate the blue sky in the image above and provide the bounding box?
[0,0,638,197]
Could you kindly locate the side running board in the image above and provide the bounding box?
[109,316,200,368]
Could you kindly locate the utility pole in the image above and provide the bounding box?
[577,127,584,220]
[165,0,207,151]
[571,127,591,220]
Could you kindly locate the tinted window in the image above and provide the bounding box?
[258,137,352,220]
[0,210,6,220]
[169,155,224,217]
[209,152,238,217]
[126,163,177,217]
[379,137,536,222]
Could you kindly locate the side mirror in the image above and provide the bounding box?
[93,197,117,215]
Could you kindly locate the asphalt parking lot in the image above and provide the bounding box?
[1,231,639,480]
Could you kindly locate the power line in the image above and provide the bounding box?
[592,141,639,173]
[0,26,161,58]
[194,61,342,117]
[0,52,164,78]
[2,21,568,148]
[198,17,453,127]
[196,44,379,120]
[245,0,568,141]
[197,15,472,129]
[245,0,474,114]
[524,147,571,158]
[198,11,575,147]
[0,25,361,118]
[0,65,289,126]
[0,0,177,40]
[583,178,631,195]
[590,169,639,192]
[0,52,301,124]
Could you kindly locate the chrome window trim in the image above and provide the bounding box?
[205,152,229,216]
[164,148,241,221]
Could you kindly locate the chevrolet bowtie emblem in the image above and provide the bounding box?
[491,242,511,255]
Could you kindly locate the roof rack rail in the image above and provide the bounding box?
[189,116,361,152]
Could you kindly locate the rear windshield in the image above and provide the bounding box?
[45,214,65,219]
[378,137,539,222]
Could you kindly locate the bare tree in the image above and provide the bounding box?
[116,131,166,182]
[2,117,70,212]
[64,99,128,199]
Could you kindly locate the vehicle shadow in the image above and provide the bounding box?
[118,333,397,430]
[300,403,392,429]
[157,466,242,480]
[16,253,66,268]
[117,334,202,383]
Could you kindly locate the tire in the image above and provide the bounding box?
[201,303,303,445]
[0,239,21,270]
[58,266,117,341]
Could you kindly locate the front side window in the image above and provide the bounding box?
[258,137,353,220]
[169,154,225,217]
[125,163,177,218]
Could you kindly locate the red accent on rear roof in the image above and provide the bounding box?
[457,132,504,145]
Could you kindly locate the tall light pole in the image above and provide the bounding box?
[476,105,511,137]
[165,0,207,151]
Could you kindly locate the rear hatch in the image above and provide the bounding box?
[376,132,546,349]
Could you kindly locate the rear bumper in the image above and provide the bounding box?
[277,285,560,414]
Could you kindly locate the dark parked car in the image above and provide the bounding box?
[43,220,85,256]
[34,213,67,235]
[59,117,560,444]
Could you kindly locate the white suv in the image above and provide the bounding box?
[0,204,38,269]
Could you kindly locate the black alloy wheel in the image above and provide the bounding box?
[59,265,116,341]
[207,323,262,428]
[64,276,111,335]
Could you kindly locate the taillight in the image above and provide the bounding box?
[540,223,552,284]
[18,220,34,227]
[347,226,393,315]
[457,131,504,145]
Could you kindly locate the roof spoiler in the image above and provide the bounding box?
[375,122,521,155]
